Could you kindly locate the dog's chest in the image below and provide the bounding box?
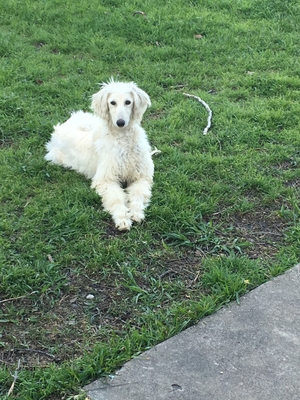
[97,137,144,180]
[115,143,143,179]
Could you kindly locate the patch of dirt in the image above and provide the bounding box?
[0,271,132,369]
[283,179,300,189]
[156,253,204,286]
[0,138,13,148]
[226,207,288,260]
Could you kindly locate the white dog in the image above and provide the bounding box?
[45,79,154,231]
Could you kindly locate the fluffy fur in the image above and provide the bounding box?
[45,79,154,231]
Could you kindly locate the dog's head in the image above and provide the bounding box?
[91,78,151,129]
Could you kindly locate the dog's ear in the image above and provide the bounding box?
[91,87,110,120]
[131,85,151,122]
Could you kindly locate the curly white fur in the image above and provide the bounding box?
[45,79,154,231]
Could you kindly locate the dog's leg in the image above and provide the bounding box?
[92,180,132,231]
[127,178,152,223]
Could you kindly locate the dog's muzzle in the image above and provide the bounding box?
[116,119,126,128]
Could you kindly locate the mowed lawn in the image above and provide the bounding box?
[1,0,300,398]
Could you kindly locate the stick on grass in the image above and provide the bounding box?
[7,359,21,397]
[0,291,38,304]
[183,93,212,135]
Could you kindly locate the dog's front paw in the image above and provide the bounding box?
[129,209,145,223]
[116,218,132,231]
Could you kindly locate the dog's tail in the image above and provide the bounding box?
[44,126,65,165]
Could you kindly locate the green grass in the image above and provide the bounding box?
[1,0,300,398]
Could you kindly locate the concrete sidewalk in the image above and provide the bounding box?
[85,264,300,400]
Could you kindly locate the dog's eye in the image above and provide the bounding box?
[110,101,116,106]
[125,100,131,105]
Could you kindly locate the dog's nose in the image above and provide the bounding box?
[116,119,125,127]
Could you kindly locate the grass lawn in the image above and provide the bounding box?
[1,0,300,398]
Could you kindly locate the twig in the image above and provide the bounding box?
[0,291,38,304]
[151,146,161,156]
[159,270,173,280]
[132,10,145,15]
[132,10,146,17]
[0,359,15,366]
[256,231,283,237]
[58,294,68,305]
[170,84,186,89]
[132,10,149,21]
[47,254,54,263]
[7,359,20,396]
[193,271,201,283]
[183,92,212,135]
[14,348,56,359]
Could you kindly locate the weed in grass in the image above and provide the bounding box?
[1,0,300,398]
